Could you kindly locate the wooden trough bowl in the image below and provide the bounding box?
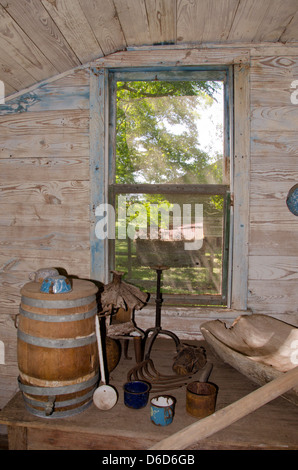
[200,314,298,406]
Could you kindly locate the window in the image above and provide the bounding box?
[107,67,232,306]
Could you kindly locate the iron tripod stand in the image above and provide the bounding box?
[143,266,181,359]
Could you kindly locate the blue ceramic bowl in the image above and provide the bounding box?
[123,381,150,409]
[40,275,72,294]
[286,184,298,216]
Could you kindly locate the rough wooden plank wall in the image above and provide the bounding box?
[0,68,91,409]
[248,55,298,316]
[1,45,298,413]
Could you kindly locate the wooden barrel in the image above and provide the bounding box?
[18,279,100,418]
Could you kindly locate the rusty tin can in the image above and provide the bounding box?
[186,381,217,419]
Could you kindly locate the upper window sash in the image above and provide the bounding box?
[108,66,232,188]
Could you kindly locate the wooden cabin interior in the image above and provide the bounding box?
[0,0,298,451]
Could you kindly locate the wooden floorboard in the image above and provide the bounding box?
[0,337,297,450]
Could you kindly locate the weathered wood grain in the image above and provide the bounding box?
[0,181,90,205]
[0,250,90,275]
[113,0,151,46]
[228,0,298,42]
[0,252,91,307]
[280,8,298,43]
[251,105,298,132]
[248,279,298,314]
[89,68,109,284]
[80,0,126,55]
[51,69,90,87]
[0,203,89,227]
[251,131,298,157]
[249,179,296,202]
[0,4,58,81]
[248,36,298,273]
[41,0,103,62]
[0,109,89,136]
[0,0,80,72]
[3,68,91,104]
[0,85,89,115]
[128,42,298,56]
[177,0,239,43]
[145,0,176,44]
[251,81,296,107]
[0,82,15,97]
[0,1,298,96]
[0,285,20,316]
[0,157,90,181]
[249,44,298,57]
[249,255,298,283]
[232,64,250,311]
[250,56,298,82]
[93,47,250,68]
[250,157,298,181]
[0,226,89,251]
[0,133,89,159]
[250,204,296,223]
[0,44,35,93]
[249,225,298,256]
[0,294,19,314]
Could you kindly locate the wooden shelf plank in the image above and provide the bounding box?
[1,339,297,450]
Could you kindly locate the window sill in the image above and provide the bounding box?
[134,305,250,340]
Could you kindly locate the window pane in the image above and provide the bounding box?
[115,193,225,297]
[116,80,224,185]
